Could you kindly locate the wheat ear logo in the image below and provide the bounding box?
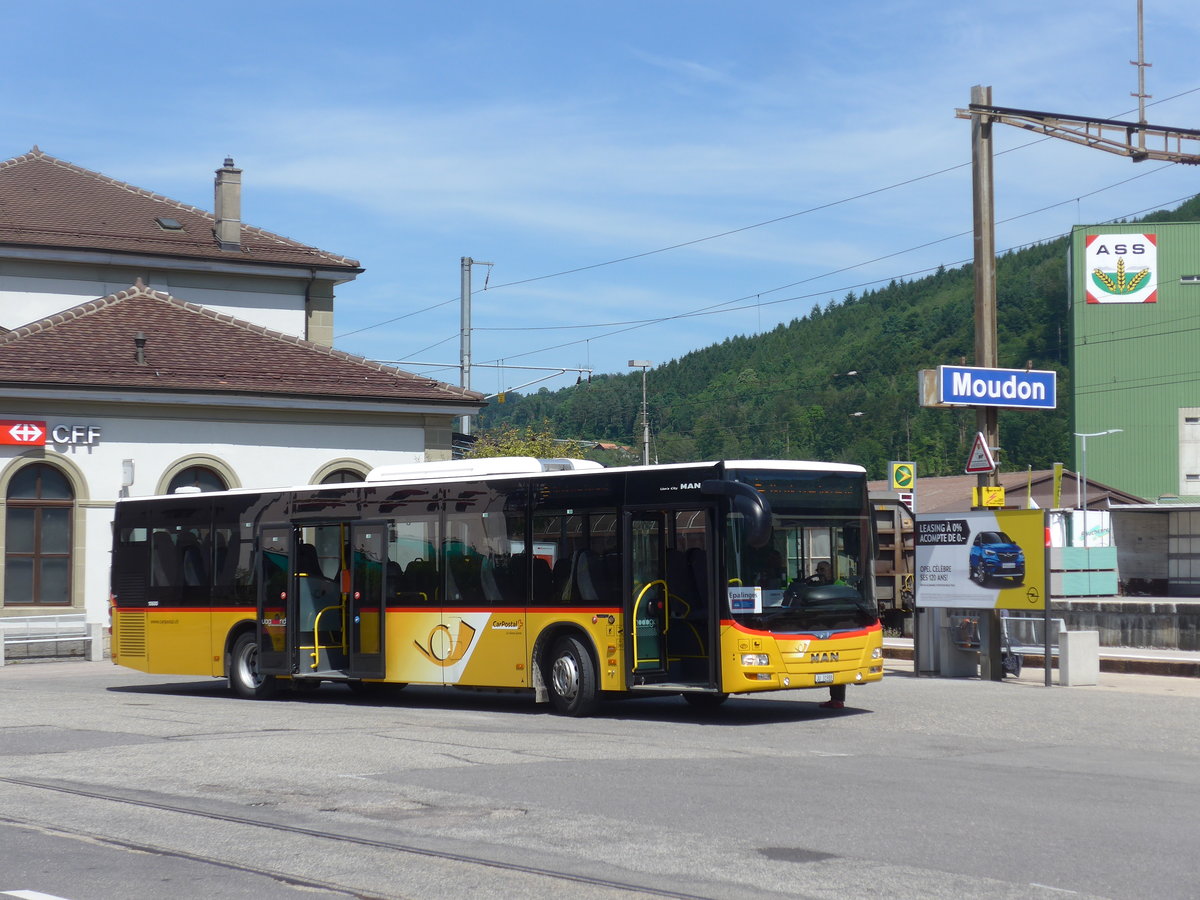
[1092,256,1150,296]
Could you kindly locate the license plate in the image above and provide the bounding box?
[1002,563,1015,569]
[815,673,834,684]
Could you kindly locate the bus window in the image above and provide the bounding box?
[444,480,526,607]
[532,511,619,607]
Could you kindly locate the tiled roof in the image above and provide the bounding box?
[869,469,1145,512]
[0,284,482,406]
[0,147,361,270]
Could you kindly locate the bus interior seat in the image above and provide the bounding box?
[296,543,323,577]
[480,555,505,604]
[531,556,553,604]
[573,550,599,603]
[177,531,208,587]
[214,532,242,587]
[404,558,438,603]
[151,531,181,587]
[296,543,339,632]
[551,556,573,602]
[386,560,404,598]
[665,549,694,616]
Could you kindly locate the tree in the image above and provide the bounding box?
[465,422,584,459]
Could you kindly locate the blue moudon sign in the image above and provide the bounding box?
[938,365,1056,410]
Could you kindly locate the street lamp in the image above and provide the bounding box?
[1074,428,1123,545]
[629,360,652,466]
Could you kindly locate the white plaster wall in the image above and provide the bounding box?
[1,280,305,336]
[2,411,429,624]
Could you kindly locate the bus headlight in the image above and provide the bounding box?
[871,647,883,659]
[741,653,770,667]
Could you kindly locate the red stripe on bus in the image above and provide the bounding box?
[721,619,881,639]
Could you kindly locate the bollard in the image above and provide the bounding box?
[1060,630,1100,686]
[88,622,105,661]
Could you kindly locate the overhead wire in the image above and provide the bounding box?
[475,163,1174,335]
[338,87,1200,362]
[476,186,1197,366]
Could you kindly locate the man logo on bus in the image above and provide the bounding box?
[414,619,477,666]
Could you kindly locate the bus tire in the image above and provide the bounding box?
[547,635,599,717]
[230,633,278,700]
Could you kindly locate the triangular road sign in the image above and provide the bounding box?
[965,431,996,474]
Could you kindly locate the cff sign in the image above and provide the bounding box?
[0,421,47,445]
[937,366,1056,410]
[0,421,102,447]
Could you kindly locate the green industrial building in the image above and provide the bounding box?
[1069,222,1200,502]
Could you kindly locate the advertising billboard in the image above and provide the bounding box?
[914,509,1046,610]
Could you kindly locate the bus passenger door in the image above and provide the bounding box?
[257,526,295,675]
[628,512,668,676]
[626,508,715,687]
[348,522,386,678]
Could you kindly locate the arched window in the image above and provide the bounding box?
[5,463,74,606]
[167,466,227,494]
[321,468,365,484]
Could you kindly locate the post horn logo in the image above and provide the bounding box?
[414,619,477,666]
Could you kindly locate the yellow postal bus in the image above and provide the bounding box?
[109,458,883,715]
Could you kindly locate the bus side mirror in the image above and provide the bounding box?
[701,480,772,548]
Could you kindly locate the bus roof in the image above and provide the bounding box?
[114,458,867,504]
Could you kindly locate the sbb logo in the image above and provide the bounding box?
[0,421,47,445]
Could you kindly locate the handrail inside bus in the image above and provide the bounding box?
[701,479,772,548]
[309,605,344,669]
[632,578,669,666]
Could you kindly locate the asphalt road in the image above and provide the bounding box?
[1,658,1197,900]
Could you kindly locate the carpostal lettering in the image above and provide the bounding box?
[490,618,522,631]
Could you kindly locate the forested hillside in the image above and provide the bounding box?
[478,197,1200,479]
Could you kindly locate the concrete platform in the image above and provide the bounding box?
[884,636,1200,678]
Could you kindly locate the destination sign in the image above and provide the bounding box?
[936,365,1057,410]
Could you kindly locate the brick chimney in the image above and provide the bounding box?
[214,157,242,251]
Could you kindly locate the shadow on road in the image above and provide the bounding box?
[107,678,874,725]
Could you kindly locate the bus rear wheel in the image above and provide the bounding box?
[230,633,279,700]
[547,635,598,717]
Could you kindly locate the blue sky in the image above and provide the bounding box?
[7,1,1200,395]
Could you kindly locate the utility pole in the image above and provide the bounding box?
[969,85,1004,682]
[1131,0,1151,139]
[629,360,652,465]
[459,256,492,437]
[970,85,999,498]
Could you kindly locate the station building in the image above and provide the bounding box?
[0,149,483,626]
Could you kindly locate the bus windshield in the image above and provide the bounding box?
[724,469,877,634]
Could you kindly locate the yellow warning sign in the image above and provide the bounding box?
[973,485,1006,508]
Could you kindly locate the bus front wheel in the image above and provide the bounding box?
[230,633,279,700]
[547,635,599,717]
